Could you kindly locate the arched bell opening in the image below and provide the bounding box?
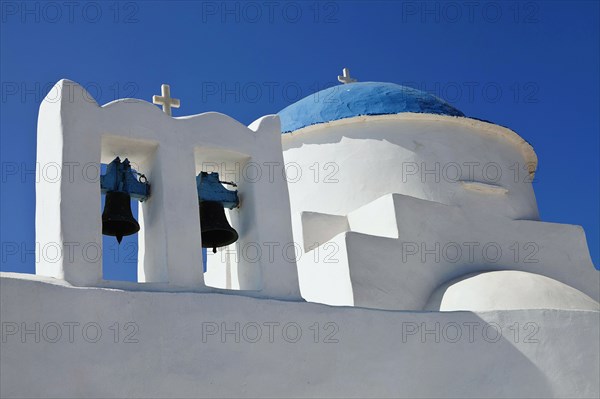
[194,146,262,291]
[99,135,158,284]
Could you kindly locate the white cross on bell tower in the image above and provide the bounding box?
[152,84,180,116]
[337,68,357,84]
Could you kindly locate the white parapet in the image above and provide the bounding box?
[1,273,598,398]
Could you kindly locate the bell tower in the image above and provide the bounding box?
[35,79,301,300]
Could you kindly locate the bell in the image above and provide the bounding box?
[102,191,140,244]
[200,201,239,253]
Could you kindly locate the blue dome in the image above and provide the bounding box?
[278,81,464,133]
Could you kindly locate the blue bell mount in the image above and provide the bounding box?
[196,171,239,209]
[100,157,151,201]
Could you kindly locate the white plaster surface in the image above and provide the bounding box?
[296,193,599,310]
[1,273,599,398]
[426,271,600,312]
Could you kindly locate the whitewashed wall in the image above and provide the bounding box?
[1,273,598,398]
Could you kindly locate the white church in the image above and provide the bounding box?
[1,69,598,398]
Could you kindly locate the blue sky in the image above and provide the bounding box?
[1,1,598,281]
